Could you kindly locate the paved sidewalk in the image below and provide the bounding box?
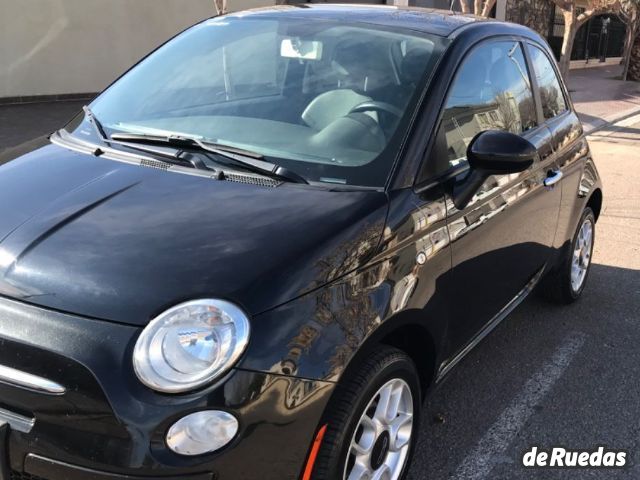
[568,62,640,133]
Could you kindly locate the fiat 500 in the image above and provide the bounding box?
[0,5,602,480]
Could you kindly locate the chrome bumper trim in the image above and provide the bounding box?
[0,364,66,395]
[0,406,35,433]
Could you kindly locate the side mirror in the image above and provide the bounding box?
[452,130,537,210]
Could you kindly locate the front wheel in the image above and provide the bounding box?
[541,207,596,304]
[311,347,420,480]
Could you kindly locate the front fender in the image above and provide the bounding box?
[237,258,450,383]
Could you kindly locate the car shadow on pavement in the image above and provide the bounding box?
[589,124,640,145]
[408,263,640,480]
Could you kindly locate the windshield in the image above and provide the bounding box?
[71,15,446,187]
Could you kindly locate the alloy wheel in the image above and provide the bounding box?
[571,216,594,293]
[343,378,414,480]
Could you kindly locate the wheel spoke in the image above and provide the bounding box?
[389,413,413,452]
[351,437,374,456]
[386,385,403,423]
[374,383,394,424]
[351,415,376,456]
[348,461,374,480]
[372,465,392,480]
[375,381,403,424]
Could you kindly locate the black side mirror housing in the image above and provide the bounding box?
[452,130,537,210]
[468,130,537,173]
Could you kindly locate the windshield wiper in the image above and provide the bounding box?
[81,107,214,171]
[110,132,308,184]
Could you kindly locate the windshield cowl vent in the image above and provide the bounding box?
[140,159,171,171]
[223,172,282,188]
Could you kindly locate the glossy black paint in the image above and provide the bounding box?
[467,130,537,173]
[0,5,602,480]
[0,142,387,324]
[0,295,335,479]
[451,131,537,210]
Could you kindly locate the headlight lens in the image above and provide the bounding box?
[166,410,239,455]
[133,299,250,393]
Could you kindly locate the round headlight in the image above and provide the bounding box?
[133,299,250,393]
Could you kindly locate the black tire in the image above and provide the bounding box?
[312,346,421,480]
[540,207,595,304]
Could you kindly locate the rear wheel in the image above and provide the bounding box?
[312,347,420,480]
[541,207,595,304]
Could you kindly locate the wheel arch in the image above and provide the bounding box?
[337,310,441,398]
[587,187,603,221]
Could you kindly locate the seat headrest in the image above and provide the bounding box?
[400,48,431,86]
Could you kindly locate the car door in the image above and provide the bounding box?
[526,42,589,252]
[424,39,562,365]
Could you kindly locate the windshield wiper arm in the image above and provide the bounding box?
[110,132,308,184]
[83,106,110,145]
[80,108,214,171]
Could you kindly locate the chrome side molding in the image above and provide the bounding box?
[0,364,66,395]
[0,406,35,433]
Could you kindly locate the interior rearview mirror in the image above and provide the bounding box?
[452,130,537,210]
[281,38,323,60]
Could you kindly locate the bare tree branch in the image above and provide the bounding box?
[459,0,471,14]
[577,1,620,27]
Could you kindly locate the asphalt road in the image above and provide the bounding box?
[1,104,639,479]
[0,100,86,152]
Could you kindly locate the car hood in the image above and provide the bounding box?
[0,139,387,325]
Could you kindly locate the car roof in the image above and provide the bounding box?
[226,4,492,37]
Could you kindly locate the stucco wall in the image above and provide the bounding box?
[0,0,273,99]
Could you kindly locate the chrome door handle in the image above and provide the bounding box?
[544,170,563,187]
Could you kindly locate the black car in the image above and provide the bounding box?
[0,5,602,480]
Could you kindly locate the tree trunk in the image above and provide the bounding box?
[620,9,637,81]
[629,34,640,81]
[459,0,471,14]
[481,0,497,17]
[559,9,578,80]
[622,27,634,80]
[214,0,227,15]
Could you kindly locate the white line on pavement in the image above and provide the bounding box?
[451,332,587,480]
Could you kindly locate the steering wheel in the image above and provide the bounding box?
[348,101,404,119]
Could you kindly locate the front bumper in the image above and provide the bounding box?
[0,296,335,480]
